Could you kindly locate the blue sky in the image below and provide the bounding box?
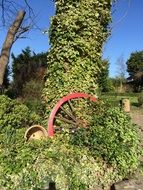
[0,0,55,55]
[103,0,143,76]
[0,0,143,77]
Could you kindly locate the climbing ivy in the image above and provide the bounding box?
[43,0,113,114]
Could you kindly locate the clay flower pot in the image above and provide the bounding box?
[24,125,48,141]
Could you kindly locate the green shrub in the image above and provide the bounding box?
[0,96,141,190]
[71,106,141,178]
[0,95,41,132]
[22,80,44,100]
[138,94,143,107]
[24,99,45,117]
[0,130,124,190]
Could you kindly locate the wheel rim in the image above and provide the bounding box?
[47,92,97,137]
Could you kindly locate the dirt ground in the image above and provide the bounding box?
[130,109,143,145]
[130,108,143,149]
[130,110,143,128]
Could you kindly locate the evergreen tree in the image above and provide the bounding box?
[127,50,143,92]
[12,47,47,96]
[98,60,112,92]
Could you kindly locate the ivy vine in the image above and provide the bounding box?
[43,0,113,114]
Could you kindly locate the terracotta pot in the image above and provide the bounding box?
[24,125,48,141]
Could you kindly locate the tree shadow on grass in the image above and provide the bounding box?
[131,102,139,107]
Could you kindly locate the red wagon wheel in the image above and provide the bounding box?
[47,92,97,137]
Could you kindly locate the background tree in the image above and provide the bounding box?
[115,55,127,92]
[0,10,26,86]
[98,59,114,92]
[9,47,47,114]
[3,65,10,88]
[12,47,32,96]
[43,0,113,114]
[11,47,47,97]
[126,50,143,92]
[0,0,35,87]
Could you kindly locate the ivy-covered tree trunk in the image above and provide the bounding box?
[43,0,113,114]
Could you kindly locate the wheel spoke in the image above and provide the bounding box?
[60,106,76,121]
[54,125,61,132]
[47,93,97,136]
[67,100,77,117]
[55,116,77,126]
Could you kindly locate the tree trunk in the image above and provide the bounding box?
[0,10,26,85]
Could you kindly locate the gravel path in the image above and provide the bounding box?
[130,112,143,128]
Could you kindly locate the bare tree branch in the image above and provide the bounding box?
[0,0,46,87]
[14,25,30,42]
[0,0,35,28]
[0,10,26,85]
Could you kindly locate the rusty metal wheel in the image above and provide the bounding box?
[47,93,97,137]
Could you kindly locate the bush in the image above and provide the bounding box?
[22,80,43,100]
[71,106,141,178]
[0,130,125,190]
[0,97,141,190]
[0,95,41,132]
[24,99,45,117]
[138,94,143,107]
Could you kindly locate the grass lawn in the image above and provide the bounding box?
[100,92,143,113]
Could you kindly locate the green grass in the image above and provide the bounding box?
[100,92,142,111]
